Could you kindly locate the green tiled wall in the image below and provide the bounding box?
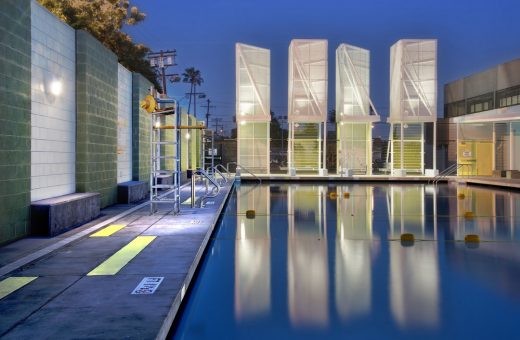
[76,30,118,208]
[132,73,152,183]
[0,0,31,244]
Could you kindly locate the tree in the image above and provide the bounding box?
[37,0,160,89]
[182,67,204,118]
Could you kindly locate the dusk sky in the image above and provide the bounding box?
[126,0,520,135]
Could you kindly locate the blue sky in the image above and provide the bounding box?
[126,0,520,133]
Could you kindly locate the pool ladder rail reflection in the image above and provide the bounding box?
[430,163,470,185]
[226,162,262,185]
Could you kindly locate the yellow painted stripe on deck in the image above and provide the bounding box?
[0,277,38,300]
[182,196,197,205]
[90,224,126,237]
[87,236,156,276]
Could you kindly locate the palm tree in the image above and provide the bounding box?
[182,67,204,118]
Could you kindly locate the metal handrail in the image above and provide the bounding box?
[428,163,458,184]
[214,164,231,178]
[226,162,262,184]
[433,164,470,185]
[212,167,227,185]
[191,168,220,208]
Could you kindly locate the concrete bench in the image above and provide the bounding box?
[31,193,100,236]
[117,181,147,204]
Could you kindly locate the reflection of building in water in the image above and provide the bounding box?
[389,242,440,329]
[387,185,432,239]
[287,185,329,327]
[335,185,374,320]
[234,185,271,320]
[453,186,519,241]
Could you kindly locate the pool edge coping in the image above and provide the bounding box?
[155,180,236,340]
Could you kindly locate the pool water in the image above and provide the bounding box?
[171,183,520,339]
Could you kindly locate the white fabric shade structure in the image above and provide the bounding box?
[388,39,438,175]
[236,43,271,173]
[287,39,328,173]
[236,43,271,122]
[336,44,380,123]
[389,39,437,124]
[336,44,380,175]
[288,39,328,123]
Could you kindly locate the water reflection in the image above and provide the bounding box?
[446,186,520,300]
[287,185,329,328]
[335,185,376,321]
[451,186,520,241]
[234,185,271,321]
[387,185,435,239]
[389,242,440,329]
[173,183,520,339]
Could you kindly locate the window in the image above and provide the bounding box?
[497,85,520,108]
[466,92,494,114]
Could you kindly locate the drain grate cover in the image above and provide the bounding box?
[131,277,164,295]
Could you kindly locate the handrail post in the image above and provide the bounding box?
[191,173,196,209]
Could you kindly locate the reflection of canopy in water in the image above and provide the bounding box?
[387,185,426,238]
[234,185,271,320]
[287,185,329,327]
[337,185,373,240]
[389,242,439,328]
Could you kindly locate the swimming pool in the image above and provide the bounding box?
[171,182,520,339]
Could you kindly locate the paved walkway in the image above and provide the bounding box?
[0,180,234,340]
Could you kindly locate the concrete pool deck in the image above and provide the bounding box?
[0,180,234,339]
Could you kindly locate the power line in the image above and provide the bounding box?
[201,99,216,128]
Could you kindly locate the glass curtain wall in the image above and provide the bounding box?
[336,44,380,175]
[288,39,328,173]
[388,39,437,175]
[236,43,271,174]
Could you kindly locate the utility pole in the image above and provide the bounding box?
[213,118,223,136]
[185,91,206,119]
[147,50,180,95]
[201,99,216,128]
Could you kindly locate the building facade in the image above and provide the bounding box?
[444,58,520,176]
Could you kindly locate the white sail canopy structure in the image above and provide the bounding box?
[389,39,437,123]
[236,43,271,173]
[336,44,379,175]
[388,39,438,175]
[336,44,379,123]
[236,43,271,122]
[288,39,328,123]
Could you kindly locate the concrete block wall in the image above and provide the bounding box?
[30,1,76,201]
[76,30,118,208]
[117,64,133,183]
[0,1,155,244]
[132,73,152,183]
[0,0,32,244]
